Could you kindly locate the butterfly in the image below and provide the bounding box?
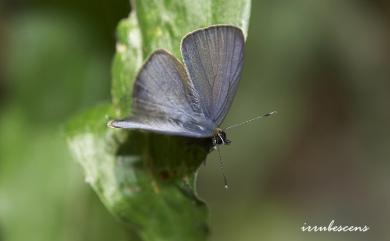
[108,25,246,147]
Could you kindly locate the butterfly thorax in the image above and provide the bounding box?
[212,128,231,146]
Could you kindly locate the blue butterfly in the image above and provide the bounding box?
[109,25,246,147]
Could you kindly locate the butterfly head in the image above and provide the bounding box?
[213,128,231,146]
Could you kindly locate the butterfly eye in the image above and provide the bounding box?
[216,136,224,145]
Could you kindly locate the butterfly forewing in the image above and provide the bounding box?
[110,49,215,137]
[181,26,245,126]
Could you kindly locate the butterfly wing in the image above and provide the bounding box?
[181,25,245,126]
[109,49,215,138]
[108,116,212,137]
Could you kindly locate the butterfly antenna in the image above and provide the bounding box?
[223,111,277,131]
[216,145,229,189]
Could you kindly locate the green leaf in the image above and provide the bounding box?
[111,13,143,116]
[67,104,209,241]
[136,0,251,58]
[67,0,251,240]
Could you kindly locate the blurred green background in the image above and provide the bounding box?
[1,0,390,241]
